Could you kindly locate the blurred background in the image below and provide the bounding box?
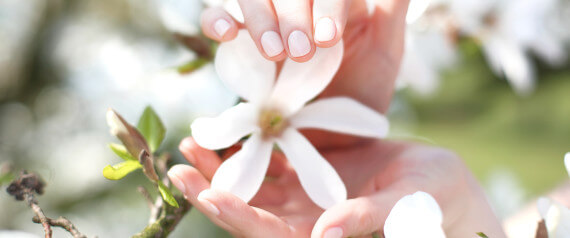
[0,0,568,237]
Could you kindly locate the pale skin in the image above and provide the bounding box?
[168,0,507,237]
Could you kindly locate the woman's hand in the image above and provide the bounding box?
[168,137,506,237]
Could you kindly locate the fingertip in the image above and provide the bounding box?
[314,17,341,48]
[201,7,239,42]
[286,30,316,62]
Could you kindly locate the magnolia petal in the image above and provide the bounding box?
[190,103,258,150]
[384,191,446,238]
[269,42,344,114]
[564,152,570,178]
[215,30,276,103]
[210,133,273,202]
[290,97,389,138]
[406,0,430,24]
[482,37,535,96]
[158,0,202,35]
[275,128,346,209]
[536,197,570,237]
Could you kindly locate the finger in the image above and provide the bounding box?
[312,0,351,47]
[311,185,412,238]
[236,0,286,60]
[201,7,240,41]
[272,0,316,62]
[198,189,295,238]
[178,137,222,180]
[167,165,236,233]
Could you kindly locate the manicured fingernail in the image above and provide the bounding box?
[167,169,186,194]
[198,194,220,216]
[288,30,311,57]
[261,31,284,57]
[323,227,343,238]
[179,139,196,165]
[214,19,231,38]
[314,17,336,42]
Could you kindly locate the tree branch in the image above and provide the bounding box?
[132,196,192,238]
[32,216,87,238]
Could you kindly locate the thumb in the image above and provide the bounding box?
[310,186,410,238]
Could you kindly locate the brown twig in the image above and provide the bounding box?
[32,216,87,238]
[6,171,88,238]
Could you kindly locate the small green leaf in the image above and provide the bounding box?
[103,160,142,180]
[0,172,14,186]
[137,106,166,153]
[177,58,209,74]
[108,143,136,161]
[158,181,179,208]
[476,232,489,238]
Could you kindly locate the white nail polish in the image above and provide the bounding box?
[167,171,186,194]
[288,30,311,57]
[314,17,336,42]
[261,31,284,57]
[199,198,220,216]
[214,19,231,38]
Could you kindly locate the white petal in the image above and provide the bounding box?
[158,0,202,35]
[565,152,570,178]
[269,42,343,114]
[191,103,258,150]
[482,37,535,96]
[406,0,430,24]
[536,197,570,237]
[203,0,245,23]
[215,30,275,103]
[210,133,273,202]
[290,97,389,138]
[384,191,446,238]
[275,128,346,209]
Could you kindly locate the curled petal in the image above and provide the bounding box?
[210,133,273,202]
[290,97,389,138]
[215,30,276,103]
[269,42,344,114]
[384,191,446,238]
[275,128,346,209]
[406,0,430,24]
[564,152,570,178]
[191,103,258,150]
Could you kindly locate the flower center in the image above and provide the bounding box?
[259,109,288,138]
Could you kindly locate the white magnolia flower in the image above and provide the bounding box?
[157,0,244,35]
[191,30,389,209]
[535,153,570,238]
[384,191,446,238]
[451,0,565,96]
[537,197,570,238]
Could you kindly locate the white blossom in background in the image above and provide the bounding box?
[450,0,566,95]
[191,30,389,209]
[535,153,570,238]
[384,191,446,238]
[156,0,244,35]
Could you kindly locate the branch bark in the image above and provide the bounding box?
[132,196,192,238]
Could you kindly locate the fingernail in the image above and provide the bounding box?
[214,19,231,38]
[323,227,343,238]
[261,31,284,57]
[167,169,186,194]
[198,195,220,216]
[288,30,311,57]
[179,139,196,165]
[314,17,336,42]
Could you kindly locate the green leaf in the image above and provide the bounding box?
[476,232,489,238]
[103,160,142,180]
[177,58,209,74]
[158,180,179,208]
[137,106,166,153]
[0,172,14,186]
[108,143,136,161]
